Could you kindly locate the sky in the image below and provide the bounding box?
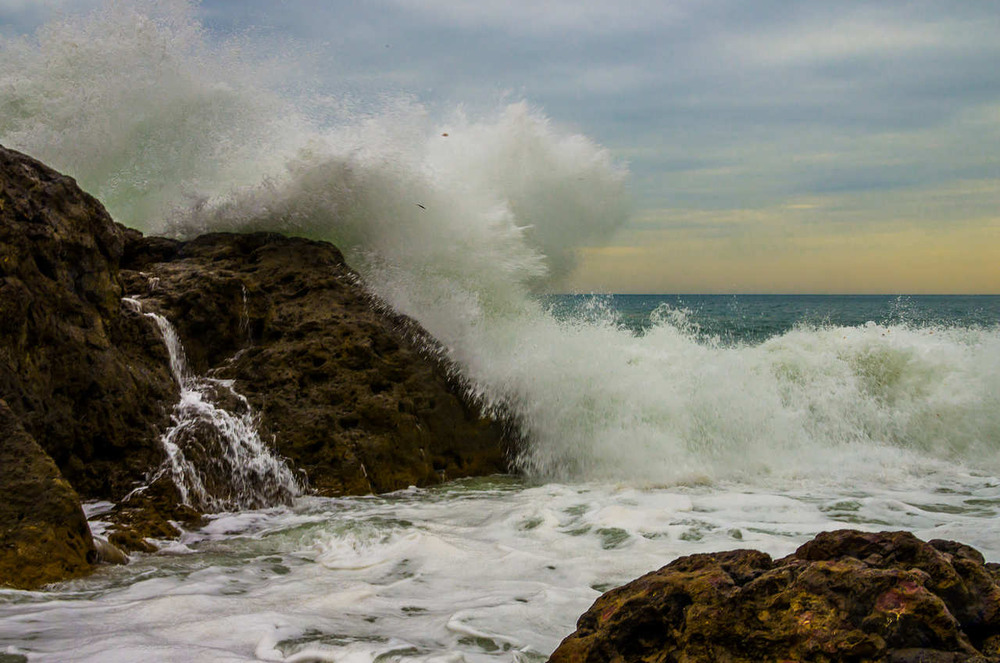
[2,0,998,293]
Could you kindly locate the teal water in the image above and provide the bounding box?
[547,294,1000,343]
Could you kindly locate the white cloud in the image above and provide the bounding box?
[572,64,657,95]
[0,0,98,11]
[385,0,692,35]
[727,22,938,69]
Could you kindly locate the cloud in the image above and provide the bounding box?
[0,0,103,35]
[0,0,101,15]
[726,17,944,66]
[382,0,691,35]
[568,194,1000,294]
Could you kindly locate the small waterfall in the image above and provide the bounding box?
[125,297,303,511]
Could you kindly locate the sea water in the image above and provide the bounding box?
[2,4,1000,661]
[2,296,999,662]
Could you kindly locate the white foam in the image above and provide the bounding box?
[4,478,1000,661]
[134,304,303,511]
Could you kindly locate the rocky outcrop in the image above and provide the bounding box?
[0,400,95,589]
[1,143,509,585]
[549,530,1000,663]
[121,231,509,495]
[0,145,177,500]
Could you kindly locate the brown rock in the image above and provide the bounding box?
[0,400,95,589]
[122,231,510,495]
[1,143,510,582]
[104,478,203,553]
[0,144,176,499]
[549,530,1000,663]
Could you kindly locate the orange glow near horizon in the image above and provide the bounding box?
[560,199,1000,295]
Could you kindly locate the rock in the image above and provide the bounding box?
[0,400,95,589]
[104,478,203,553]
[549,530,1000,663]
[1,143,510,584]
[91,537,129,565]
[0,145,177,499]
[122,231,510,495]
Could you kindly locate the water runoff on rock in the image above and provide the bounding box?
[124,297,302,512]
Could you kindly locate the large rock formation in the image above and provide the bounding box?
[0,145,177,500]
[1,143,509,585]
[549,530,1000,663]
[121,231,509,495]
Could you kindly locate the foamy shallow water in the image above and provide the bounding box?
[4,471,1000,663]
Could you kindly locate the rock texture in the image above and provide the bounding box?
[122,231,509,495]
[0,145,176,499]
[549,530,1000,663]
[1,143,509,587]
[0,400,95,589]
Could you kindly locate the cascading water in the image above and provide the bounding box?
[124,297,302,511]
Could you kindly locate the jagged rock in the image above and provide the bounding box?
[0,400,95,589]
[104,478,203,553]
[0,145,177,499]
[122,231,510,495]
[91,537,129,565]
[1,143,509,585]
[549,530,1000,663]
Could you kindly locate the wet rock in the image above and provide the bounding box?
[104,478,203,553]
[0,400,95,589]
[549,530,1000,663]
[0,145,177,499]
[1,143,509,586]
[122,231,510,495]
[91,537,129,565]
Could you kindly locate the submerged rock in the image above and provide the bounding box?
[0,400,95,589]
[122,231,510,495]
[91,537,129,566]
[549,529,1000,663]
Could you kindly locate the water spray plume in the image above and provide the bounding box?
[3,1,998,489]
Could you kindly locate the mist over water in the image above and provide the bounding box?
[2,0,999,491]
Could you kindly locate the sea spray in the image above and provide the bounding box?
[3,2,999,490]
[0,0,304,227]
[124,297,302,510]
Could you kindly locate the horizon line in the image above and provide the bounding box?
[548,292,1000,297]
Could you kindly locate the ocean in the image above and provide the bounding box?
[2,4,1000,661]
[3,295,999,662]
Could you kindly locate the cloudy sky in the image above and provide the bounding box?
[4,0,999,293]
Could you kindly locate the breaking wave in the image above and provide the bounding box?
[3,0,998,489]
